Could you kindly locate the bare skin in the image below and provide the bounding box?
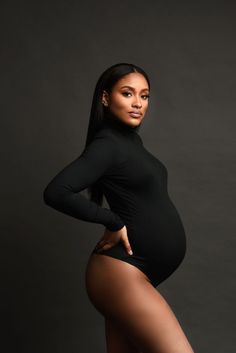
[85,73,195,352]
[101,71,150,129]
[85,227,195,353]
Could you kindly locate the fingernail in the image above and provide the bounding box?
[129,250,133,255]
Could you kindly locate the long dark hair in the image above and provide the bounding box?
[85,62,151,206]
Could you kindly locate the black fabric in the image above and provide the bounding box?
[43,117,186,287]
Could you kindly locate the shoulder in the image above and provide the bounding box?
[83,128,125,167]
[81,128,121,161]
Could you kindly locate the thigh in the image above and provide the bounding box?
[111,280,195,353]
[85,253,151,316]
[85,253,194,353]
[105,317,141,353]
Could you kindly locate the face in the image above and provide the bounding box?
[102,72,150,128]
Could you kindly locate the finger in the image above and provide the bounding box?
[95,239,106,249]
[97,243,111,253]
[122,237,133,255]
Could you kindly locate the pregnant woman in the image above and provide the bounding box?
[43,63,195,353]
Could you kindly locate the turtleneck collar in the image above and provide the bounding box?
[102,111,141,135]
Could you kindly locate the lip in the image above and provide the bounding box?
[128,111,142,118]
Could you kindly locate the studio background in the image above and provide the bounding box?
[1,0,235,352]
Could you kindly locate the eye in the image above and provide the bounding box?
[122,91,132,97]
[142,94,150,100]
[121,92,150,100]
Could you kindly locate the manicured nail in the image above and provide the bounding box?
[129,250,133,255]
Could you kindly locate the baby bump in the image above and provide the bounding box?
[128,218,186,268]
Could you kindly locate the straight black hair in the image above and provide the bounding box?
[85,62,151,206]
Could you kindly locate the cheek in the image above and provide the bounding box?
[112,97,129,111]
[143,101,149,110]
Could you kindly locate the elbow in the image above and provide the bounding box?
[43,183,58,207]
[43,181,70,209]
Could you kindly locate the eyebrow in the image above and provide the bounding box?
[120,85,150,92]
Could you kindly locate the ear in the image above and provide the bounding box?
[102,90,109,106]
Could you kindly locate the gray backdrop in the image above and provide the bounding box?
[1,0,235,352]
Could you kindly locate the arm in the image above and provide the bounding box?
[43,134,125,231]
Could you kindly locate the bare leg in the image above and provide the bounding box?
[85,253,195,353]
[105,316,141,353]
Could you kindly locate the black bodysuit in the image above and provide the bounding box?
[43,117,186,287]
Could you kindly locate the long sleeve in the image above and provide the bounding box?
[43,133,125,231]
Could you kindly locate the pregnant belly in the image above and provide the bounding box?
[129,199,187,264]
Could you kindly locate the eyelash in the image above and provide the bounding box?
[122,92,150,100]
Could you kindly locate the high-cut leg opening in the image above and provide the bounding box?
[90,250,153,285]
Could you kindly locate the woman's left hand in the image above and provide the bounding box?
[94,225,133,255]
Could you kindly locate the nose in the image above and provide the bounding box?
[131,96,142,108]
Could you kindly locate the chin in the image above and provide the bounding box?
[124,119,138,127]
[129,117,142,125]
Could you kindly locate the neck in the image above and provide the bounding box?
[102,111,141,135]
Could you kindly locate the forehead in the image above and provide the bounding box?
[115,73,149,90]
